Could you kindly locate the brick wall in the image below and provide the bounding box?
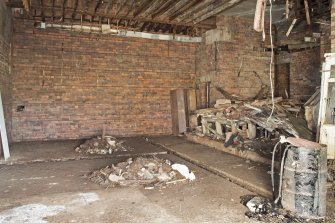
[290,48,321,102]
[195,16,272,107]
[11,19,196,141]
[0,2,12,143]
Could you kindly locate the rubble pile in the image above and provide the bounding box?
[240,195,324,223]
[88,156,195,188]
[75,136,132,154]
[194,96,301,142]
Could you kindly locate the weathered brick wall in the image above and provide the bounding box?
[11,19,196,141]
[290,48,321,102]
[332,2,335,52]
[0,2,12,143]
[195,16,272,107]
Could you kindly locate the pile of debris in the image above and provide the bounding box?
[88,156,195,188]
[193,96,301,142]
[75,136,132,155]
[240,195,323,223]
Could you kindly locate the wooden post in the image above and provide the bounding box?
[0,91,10,160]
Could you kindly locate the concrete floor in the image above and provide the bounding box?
[0,136,334,222]
[0,154,258,223]
[1,137,167,164]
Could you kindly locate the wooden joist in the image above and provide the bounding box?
[187,0,247,24]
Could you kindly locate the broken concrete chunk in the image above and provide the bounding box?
[74,136,132,155]
[88,156,195,188]
[108,174,125,182]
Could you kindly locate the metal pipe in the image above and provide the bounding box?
[206,81,211,108]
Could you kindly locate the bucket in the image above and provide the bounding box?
[281,143,327,219]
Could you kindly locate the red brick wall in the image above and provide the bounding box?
[11,19,196,141]
[195,16,272,107]
[290,48,321,102]
[0,2,12,143]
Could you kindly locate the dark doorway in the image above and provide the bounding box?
[275,63,290,98]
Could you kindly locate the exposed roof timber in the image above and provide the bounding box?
[115,0,128,16]
[123,0,135,18]
[140,0,165,18]
[169,0,198,21]
[173,0,214,22]
[104,0,115,14]
[187,0,247,24]
[159,0,191,18]
[133,0,151,18]
[28,4,214,29]
[151,0,177,19]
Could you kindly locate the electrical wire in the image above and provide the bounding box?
[275,145,292,204]
[271,141,281,200]
[267,0,275,122]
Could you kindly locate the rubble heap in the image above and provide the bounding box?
[194,96,301,141]
[75,136,132,154]
[240,195,324,223]
[88,156,195,188]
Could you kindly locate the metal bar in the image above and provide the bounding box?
[0,91,10,161]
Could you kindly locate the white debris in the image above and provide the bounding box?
[171,163,196,181]
[108,174,125,182]
[0,203,65,223]
[77,193,99,204]
[246,196,267,213]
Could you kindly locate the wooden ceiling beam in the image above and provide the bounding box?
[159,0,191,18]
[123,0,135,18]
[115,0,128,16]
[140,0,165,18]
[173,0,214,22]
[104,0,115,14]
[133,0,152,18]
[186,0,247,24]
[151,0,176,19]
[169,0,198,21]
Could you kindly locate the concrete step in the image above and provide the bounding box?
[149,136,273,198]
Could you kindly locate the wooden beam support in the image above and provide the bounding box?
[30,4,213,29]
[104,0,115,14]
[173,0,213,22]
[187,0,247,24]
[51,0,55,21]
[115,0,128,16]
[141,0,165,18]
[159,0,190,18]
[169,0,197,21]
[133,0,152,18]
[123,0,135,18]
[151,0,176,19]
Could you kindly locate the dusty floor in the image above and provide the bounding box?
[0,137,334,223]
[0,154,259,223]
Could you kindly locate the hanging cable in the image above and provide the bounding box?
[271,141,281,200]
[267,0,275,121]
[275,145,292,204]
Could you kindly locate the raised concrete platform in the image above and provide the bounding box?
[149,136,273,198]
[1,138,167,165]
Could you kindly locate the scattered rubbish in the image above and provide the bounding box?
[171,163,196,181]
[240,195,324,223]
[88,156,195,188]
[75,136,132,154]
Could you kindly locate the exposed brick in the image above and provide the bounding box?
[11,19,196,141]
